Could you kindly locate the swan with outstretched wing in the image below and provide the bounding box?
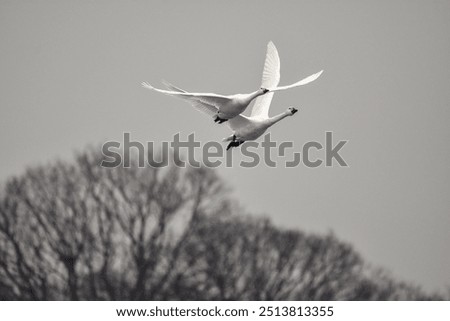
[142,41,322,124]
[160,41,316,150]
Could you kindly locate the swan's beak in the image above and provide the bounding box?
[291,108,298,114]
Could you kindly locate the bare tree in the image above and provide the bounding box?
[0,147,442,300]
[0,149,229,300]
[173,214,440,300]
[181,216,363,300]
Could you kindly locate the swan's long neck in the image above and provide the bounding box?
[266,111,291,127]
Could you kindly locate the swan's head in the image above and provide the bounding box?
[260,87,270,94]
[288,107,298,115]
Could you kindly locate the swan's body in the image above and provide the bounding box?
[141,83,268,123]
[224,107,298,143]
[142,41,323,123]
[223,108,298,149]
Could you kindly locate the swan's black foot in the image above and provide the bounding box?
[226,140,243,151]
[261,87,269,94]
[214,115,228,124]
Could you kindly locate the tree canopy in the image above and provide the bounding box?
[0,149,442,300]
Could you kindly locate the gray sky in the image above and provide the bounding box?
[1,0,449,292]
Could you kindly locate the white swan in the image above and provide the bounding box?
[162,42,320,150]
[142,41,322,124]
[142,82,269,124]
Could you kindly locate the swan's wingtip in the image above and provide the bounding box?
[141,82,153,89]
[267,40,276,48]
[314,70,324,80]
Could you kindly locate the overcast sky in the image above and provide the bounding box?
[1,0,449,292]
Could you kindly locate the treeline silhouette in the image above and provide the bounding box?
[0,149,443,300]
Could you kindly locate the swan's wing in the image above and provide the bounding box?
[161,80,187,93]
[150,81,218,117]
[227,114,251,131]
[142,82,231,110]
[185,99,218,117]
[250,41,281,118]
[268,70,323,92]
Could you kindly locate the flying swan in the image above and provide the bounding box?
[142,41,323,124]
[159,41,322,150]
